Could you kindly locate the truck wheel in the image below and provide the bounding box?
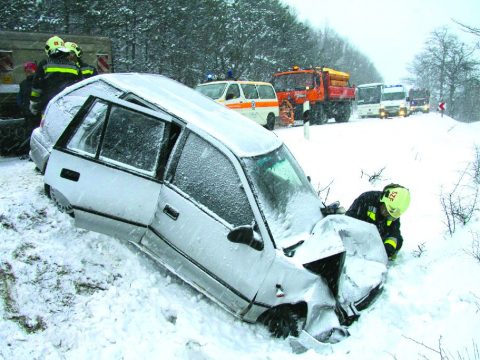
[334,105,351,123]
[311,104,327,125]
[265,113,275,130]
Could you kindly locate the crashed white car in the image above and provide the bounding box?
[41,73,387,347]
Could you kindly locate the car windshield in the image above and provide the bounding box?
[271,73,314,92]
[195,83,227,100]
[382,91,405,101]
[242,145,323,246]
[357,86,382,104]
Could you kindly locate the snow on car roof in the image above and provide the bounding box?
[94,73,282,157]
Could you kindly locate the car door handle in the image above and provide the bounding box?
[163,204,179,220]
[60,168,80,182]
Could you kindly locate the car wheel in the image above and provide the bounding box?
[258,305,303,338]
[265,113,275,130]
[49,186,74,216]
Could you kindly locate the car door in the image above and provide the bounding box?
[44,95,178,242]
[224,83,249,117]
[140,131,276,314]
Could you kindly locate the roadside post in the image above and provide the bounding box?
[438,102,446,117]
[303,100,310,140]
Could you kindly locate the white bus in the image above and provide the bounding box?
[356,83,384,118]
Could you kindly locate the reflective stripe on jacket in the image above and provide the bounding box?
[30,56,80,114]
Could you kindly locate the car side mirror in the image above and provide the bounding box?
[227,225,264,251]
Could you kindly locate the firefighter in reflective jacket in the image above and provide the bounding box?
[345,184,411,260]
[65,41,98,79]
[30,36,80,117]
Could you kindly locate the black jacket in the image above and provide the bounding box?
[78,58,98,79]
[30,54,80,115]
[17,74,35,117]
[345,191,404,255]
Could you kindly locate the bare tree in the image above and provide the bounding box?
[407,26,479,121]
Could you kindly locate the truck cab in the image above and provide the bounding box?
[380,85,410,119]
[409,88,430,113]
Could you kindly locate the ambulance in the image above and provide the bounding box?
[195,80,279,130]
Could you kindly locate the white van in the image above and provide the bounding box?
[380,85,410,118]
[195,80,279,130]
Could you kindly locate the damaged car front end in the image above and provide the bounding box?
[242,147,388,345]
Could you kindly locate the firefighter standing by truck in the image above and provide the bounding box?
[29,36,80,120]
[65,41,98,79]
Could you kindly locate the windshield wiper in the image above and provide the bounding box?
[283,240,305,257]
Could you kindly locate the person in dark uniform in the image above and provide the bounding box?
[346,184,411,260]
[29,36,80,118]
[65,41,98,79]
[17,61,37,120]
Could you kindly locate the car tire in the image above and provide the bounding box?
[49,186,74,216]
[258,305,302,338]
[265,113,275,130]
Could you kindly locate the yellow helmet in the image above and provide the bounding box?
[45,36,67,56]
[65,41,83,58]
[380,184,411,218]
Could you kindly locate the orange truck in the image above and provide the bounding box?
[271,66,355,125]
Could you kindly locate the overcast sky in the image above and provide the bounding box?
[282,0,480,85]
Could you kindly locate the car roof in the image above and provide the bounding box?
[71,73,281,157]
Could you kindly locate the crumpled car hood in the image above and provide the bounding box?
[287,214,388,309]
[286,216,346,264]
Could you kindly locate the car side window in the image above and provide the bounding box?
[172,133,254,227]
[257,85,276,99]
[240,84,259,99]
[225,84,240,100]
[44,81,123,146]
[67,100,108,156]
[66,99,166,176]
[99,106,165,174]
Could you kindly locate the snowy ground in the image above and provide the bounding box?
[1,112,480,359]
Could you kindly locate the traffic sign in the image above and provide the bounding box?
[438,102,446,111]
